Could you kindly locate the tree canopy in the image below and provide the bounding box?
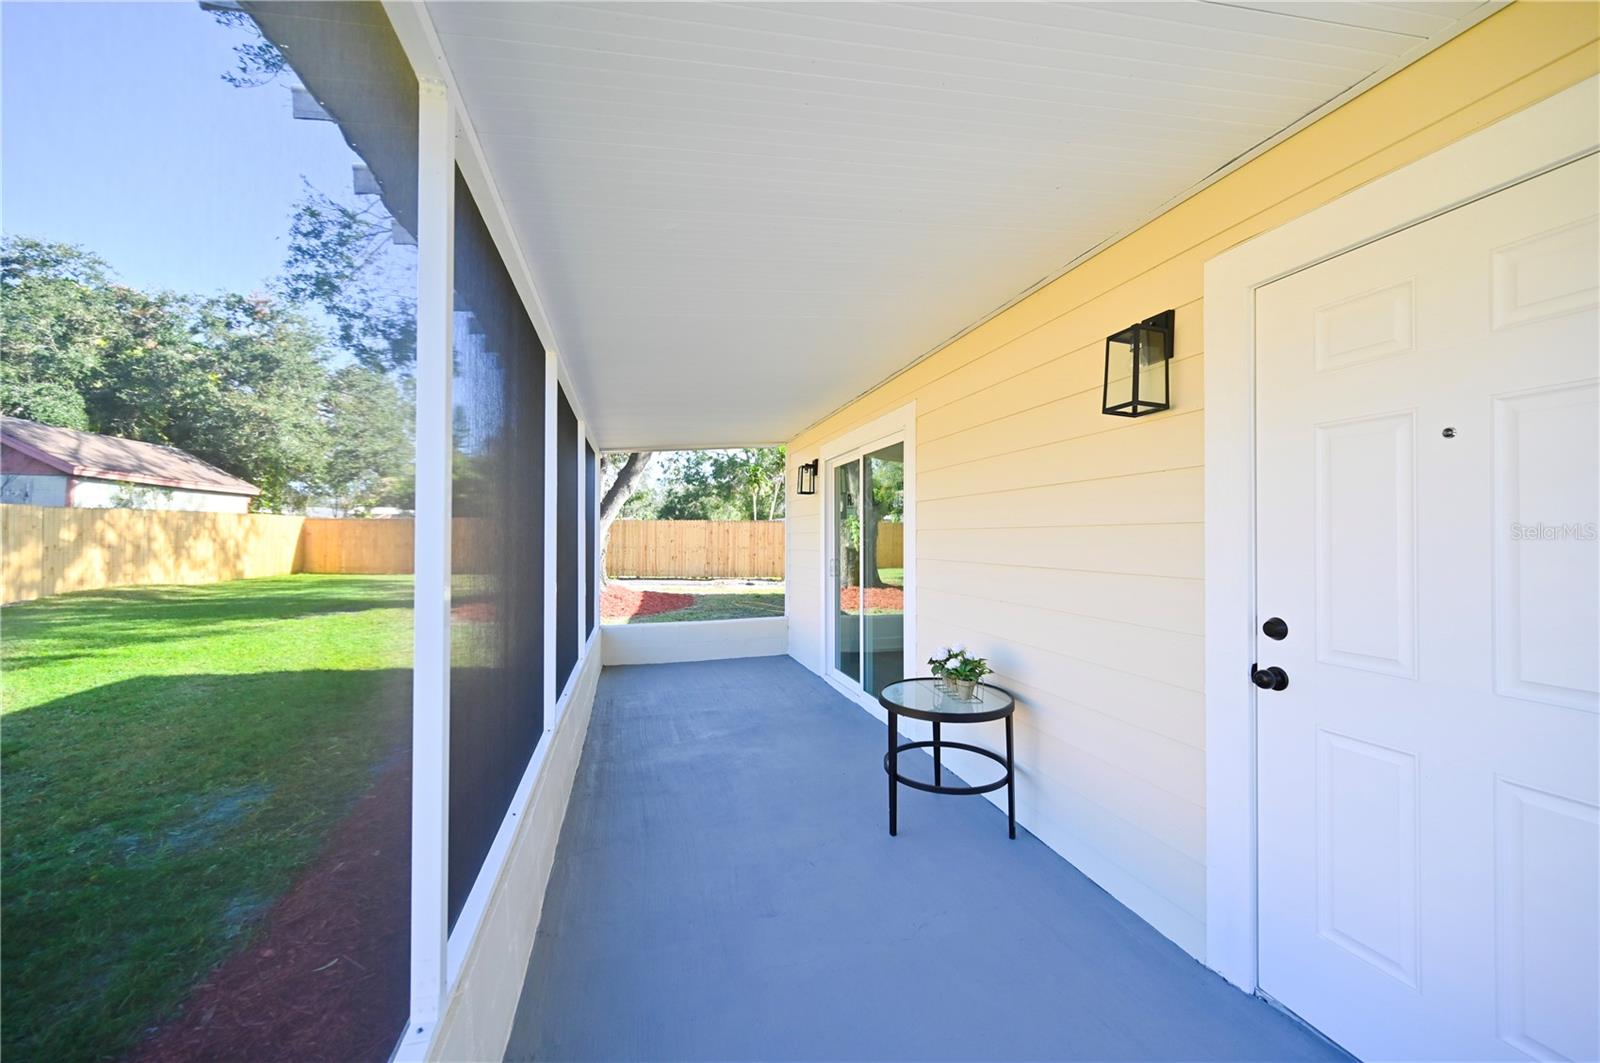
[611,447,786,522]
[0,237,412,514]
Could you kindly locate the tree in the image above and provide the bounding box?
[282,186,417,376]
[0,239,129,428]
[209,8,289,87]
[318,366,413,514]
[651,448,787,521]
[139,293,331,511]
[0,237,400,513]
[863,453,903,588]
[597,451,654,580]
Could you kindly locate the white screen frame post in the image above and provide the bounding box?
[543,351,558,728]
[576,419,588,656]
[405,75,455,1047]
[592,439,602,645]
[1201,77,1599,993]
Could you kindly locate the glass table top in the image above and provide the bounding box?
[878,677,1014,718]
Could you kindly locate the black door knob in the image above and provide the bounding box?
[1262,617,1288,640]
[1251,665,1289,691]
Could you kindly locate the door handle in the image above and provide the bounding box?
[1251,664,1289,691]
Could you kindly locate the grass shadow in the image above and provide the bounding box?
[1,576,414,668]
[3,668,411,1062]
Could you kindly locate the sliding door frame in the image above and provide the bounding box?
[818,402,917,715]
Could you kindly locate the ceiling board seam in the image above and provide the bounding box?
[514,1,1393,81]
[432,14,1361,105]
[962,0,1417,58]
[433,35,1280,131]
[455,64,1305,139]
[787,4,1502,442]
[1198,0,1431,39]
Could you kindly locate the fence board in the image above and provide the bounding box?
[1,505,307,603]
[604,519,784,579]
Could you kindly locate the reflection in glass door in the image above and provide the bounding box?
[832,442,905,696]
[834,460,861,682]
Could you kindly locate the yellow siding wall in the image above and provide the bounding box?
[785,3,1600,959]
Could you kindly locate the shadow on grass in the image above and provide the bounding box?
[1,576,414,670]
[1,667,411,1063]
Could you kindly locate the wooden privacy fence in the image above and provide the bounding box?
[875,522,904,570]
[2,505,307,604]
[1,509,817,603]
[605,520,784,579]
[0,506,499,604]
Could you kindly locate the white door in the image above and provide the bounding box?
[1254,155,1600,1061]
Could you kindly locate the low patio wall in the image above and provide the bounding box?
[602,616,789,666]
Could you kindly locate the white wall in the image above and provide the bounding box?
[785,478,824,672]
[603,617,788,666]
[71,477,252,513]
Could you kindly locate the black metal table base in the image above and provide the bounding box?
[886,710,1015,839]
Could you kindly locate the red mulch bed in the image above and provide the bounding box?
[601,584,696,622]
[451,599,496,623]
[839,585,905,612]
[131,759,410,1063]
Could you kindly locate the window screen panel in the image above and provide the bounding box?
[446,169,546,929]
[555,388,578,692]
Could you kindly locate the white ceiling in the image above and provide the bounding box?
[426,1,1495,449]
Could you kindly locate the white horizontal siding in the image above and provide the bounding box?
[784,4,1595,965]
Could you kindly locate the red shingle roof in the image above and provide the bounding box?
[0,417,260,496]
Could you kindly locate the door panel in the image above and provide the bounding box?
[1255,156,1599,1062]
[1313,412,1416,677]
[862,442,905,697]
[1493,382,1600,709]
[830,441,908,698]
[833,460,861,684]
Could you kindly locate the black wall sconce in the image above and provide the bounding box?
[1102,309,1174,417]
[796,459,819,495]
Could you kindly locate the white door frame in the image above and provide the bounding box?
[1201,76,1600,994]
[819,401,917,712]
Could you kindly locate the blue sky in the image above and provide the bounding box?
[2,2,369,296]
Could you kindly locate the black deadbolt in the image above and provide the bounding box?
[1262,617,1288,640]
[1251,664,1290,691]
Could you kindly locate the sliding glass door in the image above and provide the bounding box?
[830,441,905,697]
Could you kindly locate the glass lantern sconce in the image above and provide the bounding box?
[1102,310,1174,417]
[796,459,819,495]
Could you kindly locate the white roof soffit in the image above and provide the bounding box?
[424,1,1499,451]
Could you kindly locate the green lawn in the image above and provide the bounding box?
[631,588,786,624]
[0,576,413,1063]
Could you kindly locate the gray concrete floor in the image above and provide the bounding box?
[506,656,1346,1062]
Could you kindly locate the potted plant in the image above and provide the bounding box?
[945,651,992,700]
[927,645,960,689]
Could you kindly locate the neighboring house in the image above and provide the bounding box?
[0,417,259,513]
